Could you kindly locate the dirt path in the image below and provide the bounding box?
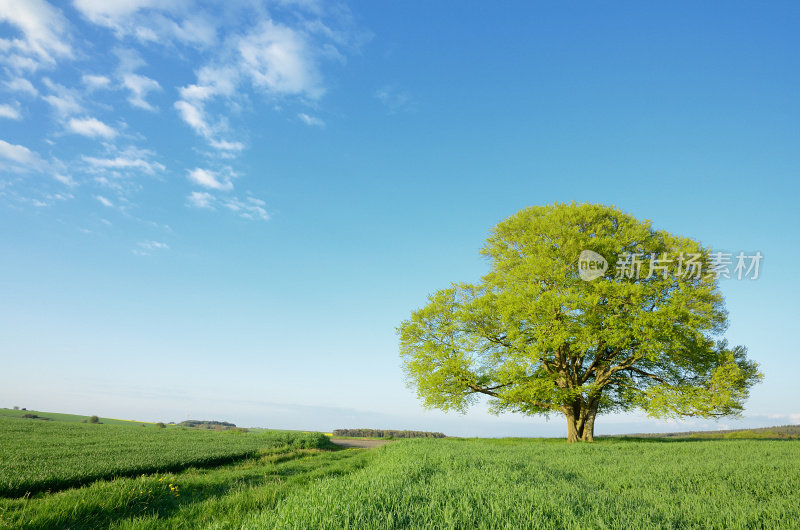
[329,438,391,449]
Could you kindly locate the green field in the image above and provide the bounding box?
[2,413,799,529]
[0,408,163,427]
[0,415,331,497]
[250,438,800,529]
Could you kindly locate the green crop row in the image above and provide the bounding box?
[0,416,330,497]
[250,438,800,529]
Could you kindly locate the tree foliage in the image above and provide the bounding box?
[399,203,762,442]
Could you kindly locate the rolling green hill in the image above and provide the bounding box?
[0,407,160,427]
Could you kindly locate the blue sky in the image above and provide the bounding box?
[1,1,798,436]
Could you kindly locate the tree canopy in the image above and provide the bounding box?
[398,203,762,442]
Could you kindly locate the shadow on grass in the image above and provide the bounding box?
[12,449,370,530]
[2,439,343,499]
[0,450,261,499]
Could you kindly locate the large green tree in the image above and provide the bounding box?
[399,203,762,442]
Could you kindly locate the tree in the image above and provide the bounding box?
[398,203,762,442]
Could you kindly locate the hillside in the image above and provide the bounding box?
[611,424,800,440]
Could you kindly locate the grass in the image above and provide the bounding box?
[2,413,799,529]
[0,408,159,427]
[248,437,800,529]
[0,416,331,497]
[0,447,372,529]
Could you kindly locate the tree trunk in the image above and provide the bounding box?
[563,399,599,443]
[563,403,583,443]
[565,411,579,443]
[580,400,599,442]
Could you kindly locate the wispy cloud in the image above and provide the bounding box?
[68,117,117,139]
[173,66,242,152]
[111,48,162,111]
[133,239,169,256]
[174,99,213,139]
[0,104,22,120]
[0,139,44,174]
[122,73,161,110]
[0,0,73,71]
[138,240,168,250]
[209,139,245,152]
[19,190,75,209]
[1,1,364,226]
[187,191,215,209]
[187,167,234,191]
[222,196,269,221]
[0,139,36,163]
[4,77,39,96]
[82,148,165,175]
[186,191,269,221]
[298,112,324,127]
[72,0,166,26]
[79,145,165,205]
[171,5,359,155]
[82,74,111,91]
[53,173,77,186]
[41,79,84,117]
[73,0,216,47]
[237,20,324,99]
[375,85,414,113]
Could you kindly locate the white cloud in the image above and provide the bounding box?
[95,195,113,207]
[237,20,323,99]
[83,151,165,175]
[82,74,111,90]
[298,112,324,127]
[0,0,72,70]
[41,79,84,117]
[0,139,37,164]
[111,49,162,110]
[53,173,76,186]
[168,5,363,159]
[52,192,73,200]
[74,0,216,47]
[4,77,38,96]
[174,98,242,152]
[186,191,269,221]
[187,167,233,191]
[42,93,81,116]
[138,240,168,250]
[187,190,214,209]
[0,104,22,120]
[122,73,161,110]
[766,413,800,424]
[174,99,212,138]
[68,117,117,139]
[223,196,270,221]
[182,65,238,100]
[73,0,165,23]
[375,85,413,113]
[173,18,324,152]
[208,139,245,152]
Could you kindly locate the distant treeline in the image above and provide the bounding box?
[333,429,445,438]
[177,420,238,430]
[615,424,800,440]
